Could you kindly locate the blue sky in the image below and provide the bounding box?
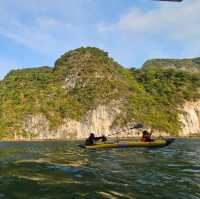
[0,0,199,79]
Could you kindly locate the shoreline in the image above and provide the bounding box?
[1,136,200,142]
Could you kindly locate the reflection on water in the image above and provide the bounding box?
[0,139,199,198]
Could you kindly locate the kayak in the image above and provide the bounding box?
[79,139,175,149]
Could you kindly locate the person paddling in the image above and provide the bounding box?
[85,133,107,146]
[141,130,153,142]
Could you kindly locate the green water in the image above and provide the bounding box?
[0,139,199,199]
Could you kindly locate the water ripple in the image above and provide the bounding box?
[0,139,199,198]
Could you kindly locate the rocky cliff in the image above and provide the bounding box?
[179,100,200,136]
[21,101,200,139]
[22,103,121,139]
[0,47,200,139]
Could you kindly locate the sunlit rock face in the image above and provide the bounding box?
[179,101,200,136]
[22,100,200,139]
[23,114,50,139]
[22,104,122,139]
[56,104,121,139]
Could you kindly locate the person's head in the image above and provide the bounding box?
[143,131,148,136]
[89,133,95,138]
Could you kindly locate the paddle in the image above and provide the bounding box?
[107,123,144,137]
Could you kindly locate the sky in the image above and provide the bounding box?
[0,0,200,79]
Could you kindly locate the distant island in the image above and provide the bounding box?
[0,47,200,140]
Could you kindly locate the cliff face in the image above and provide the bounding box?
[21,100,200,139]
[0,47,200,139]
[22,103,122,139]
[179,101,200,136]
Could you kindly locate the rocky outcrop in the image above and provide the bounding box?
[63,73,79,91]
[22,101,200,139]
[22,103,124,139]
[23,101,200,139]
[23,114,52,139]
[179,100,200,136]
[57,104,121,139]
[22,100,200,139]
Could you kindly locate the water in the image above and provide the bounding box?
[0,139,199,199]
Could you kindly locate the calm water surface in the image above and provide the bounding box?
[0,139,199,199]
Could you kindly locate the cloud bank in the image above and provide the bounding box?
[99,0,200,58]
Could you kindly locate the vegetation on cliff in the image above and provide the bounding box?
[0,47,200,138]
[143,57,200,72]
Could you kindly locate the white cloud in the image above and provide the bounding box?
[99,0,200,57]
[0,17,72,53]
[0,0,96,54]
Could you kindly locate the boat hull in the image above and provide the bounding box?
[79,139,175,149]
